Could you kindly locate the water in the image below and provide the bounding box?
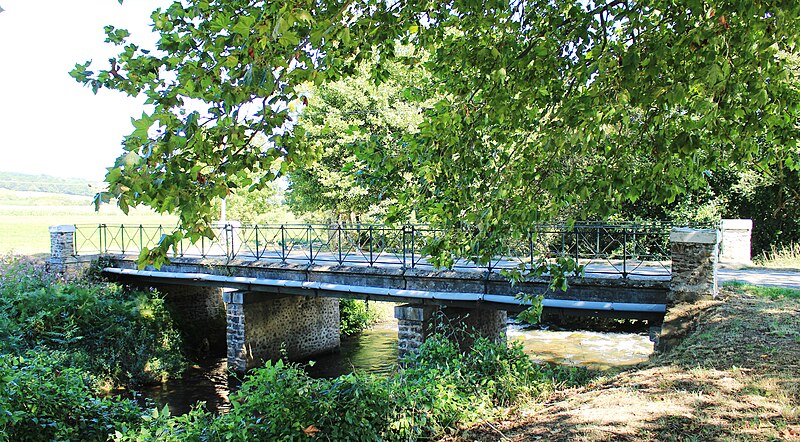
[138,320,653,415]
[508,324,654,371]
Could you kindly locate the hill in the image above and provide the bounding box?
[0,171,104,197]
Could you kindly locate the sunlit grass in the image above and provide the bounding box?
[753,243,800,269]
[723,281,800,300]
[0,202,178,255]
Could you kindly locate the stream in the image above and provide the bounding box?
[136,319,654,415]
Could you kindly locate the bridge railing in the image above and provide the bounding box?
[72,222,699,277]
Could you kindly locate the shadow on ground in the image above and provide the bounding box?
[457,287,800,441]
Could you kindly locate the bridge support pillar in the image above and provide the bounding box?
[223,292,340,372]
[152,285,227,358]
[669,228,721,303]
[395,304,507,360]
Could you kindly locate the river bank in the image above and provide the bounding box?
[456,283,800,441]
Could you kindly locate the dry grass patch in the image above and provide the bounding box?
[456,285,800,441]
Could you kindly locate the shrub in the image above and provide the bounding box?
[0,351,142,442]
[113,326,594,441]
[0,256,185,386]
[339,299,380,336]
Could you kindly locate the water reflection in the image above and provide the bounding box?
[135,358,235,416]
[139,319,654,415]
[303,321,399,378]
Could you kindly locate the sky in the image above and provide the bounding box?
[0,0,171,181]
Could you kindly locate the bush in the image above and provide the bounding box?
[114,327,595,441]
[0,256,185,386]
[0,351,142,442]
[339,299,380,336]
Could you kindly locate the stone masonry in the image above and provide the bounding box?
[395,304,507,360]
[224,292,340,372]
[395,304,439,359]
[151,284,227,357]
[720,219,752,264]
[669,228,720,303]
[48,225,76,275]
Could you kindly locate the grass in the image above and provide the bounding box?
[0,192,178,255]
[458,285,800,441]
[753,243,800,270]
[724,280,800,300]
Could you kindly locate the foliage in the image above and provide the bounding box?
[113,327,594,441]
[285,59,433,222]
[722,281,800,300]
[0,351,143,442]
[0,256,185,386]
[72,0,800,268]
[339,299,381,336]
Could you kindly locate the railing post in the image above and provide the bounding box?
[49,225,76,275]
[669,228,720,302]
[308,224,314,264]
[98,224,105,254]
[139,225,144,253]
[226,223,232,259]
[281,225,286,263]
[369,226,374,265]
[529,229,534,271]
[338,224,343,264]
[411,225,416,269]
[255,225,260,259]
[719,219,753,264]
[120,225,125,255]
[622,227,628,279]
[402,225,408,268]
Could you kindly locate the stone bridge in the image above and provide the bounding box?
[47,221,752,372]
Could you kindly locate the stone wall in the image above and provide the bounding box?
[720,219,752,264]
[224,292,340,371]
[669,228,720,303]
[152,284,227,357]
[394,304,507,360]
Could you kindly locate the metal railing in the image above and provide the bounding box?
[72,222,693,278]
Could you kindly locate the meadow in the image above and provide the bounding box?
[0,189,177,256]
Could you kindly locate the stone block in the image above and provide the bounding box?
[669,228,720,244]
[669,228,719,303]
[720,219,752,263]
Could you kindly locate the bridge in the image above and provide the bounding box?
[47,220,752,372]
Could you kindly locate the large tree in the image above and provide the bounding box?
[285,58,433,223]
[72,0,800,266]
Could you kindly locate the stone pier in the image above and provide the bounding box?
[395,304,507,359]
[223,292,341,372]
[150,285,227,358]
[669,227,721,303]
[720,219,752,264]
[48,225,77,275]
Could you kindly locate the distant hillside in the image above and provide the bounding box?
[0,171,105,197]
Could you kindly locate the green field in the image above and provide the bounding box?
[0,192,178,255]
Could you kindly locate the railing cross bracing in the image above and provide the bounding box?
[71,222,693,278]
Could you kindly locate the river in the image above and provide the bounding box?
[137,319,654,415]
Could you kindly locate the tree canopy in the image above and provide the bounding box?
[72,0,800,266]
[285,58,433,222]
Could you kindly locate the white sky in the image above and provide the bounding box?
[0,0,170,180]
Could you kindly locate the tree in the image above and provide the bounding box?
[285,58,432,223]
[72,0,800,266]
